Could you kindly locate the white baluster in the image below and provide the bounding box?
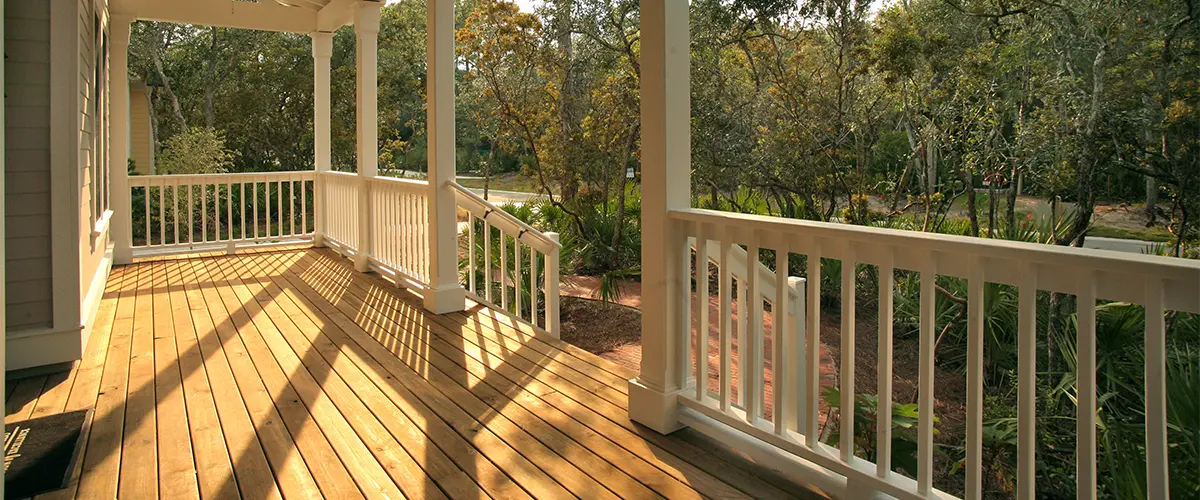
[529,244,537,327]
[501,231,509,311]
[773,242,787,435]
[545,232,560,338]
[805,244,822,446]
[1017,261,1037,500]
[840,245,856,462]
[484,220,492,303]
[747,240,762,423]
[173,183,179,245]
[158,180,165,246]
[1077,270,1097,500]
[787,275,806,434]
[877,251,894,477]
[738,272,748,414]
[918,255,937,494]
[1144,277,1169,500]
[145,185,152,246]
[468,215,476,295]
[719,234,732,412]
[966,256,984,498]
[515,237,523,317]
[696,228,710,401]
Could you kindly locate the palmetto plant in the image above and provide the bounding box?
[822,386,936,478]
[459,203,551,320]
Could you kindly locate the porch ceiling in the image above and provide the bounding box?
[110,0,374,33]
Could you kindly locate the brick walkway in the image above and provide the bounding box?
[562,276,837,426]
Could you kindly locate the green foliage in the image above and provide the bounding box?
[155,127,235,175]
[822,386,934,477]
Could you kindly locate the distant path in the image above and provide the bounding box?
[465,188,539,205]
[1083,236,1156,254]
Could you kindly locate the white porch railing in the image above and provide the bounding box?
[128,171,317,254]
[671,207,1200,500]
[453,183,561,338]
[367,175,430,285]
[123,171,561,337]
[320,170,360,252]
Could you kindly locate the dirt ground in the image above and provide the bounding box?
[558,277,969,494]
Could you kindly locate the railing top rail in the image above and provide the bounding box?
[129,170,317,184]
[673,208,1200,275]
[451,182,560,250]
[369,175,429,190]
[321,170,360,179]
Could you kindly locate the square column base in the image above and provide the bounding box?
[423,284,466,315]
[628,378,687,434]
[114,246,133,266]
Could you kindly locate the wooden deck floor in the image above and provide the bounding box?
[6,248,819,500]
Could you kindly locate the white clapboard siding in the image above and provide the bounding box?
[5,0,54,330]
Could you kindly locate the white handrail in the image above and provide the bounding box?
[675,208,1200,312]
[452,182,561,338]
[127,171,316,256]
[670,207,1197,500]
[692,237,801,302]
[452,183,561,251]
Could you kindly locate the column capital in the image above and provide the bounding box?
[354,1,383,35]
[310,31,334,58]
[110,15,134,44]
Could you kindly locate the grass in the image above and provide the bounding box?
[457,173,543,193]
[1087,224,1175,242]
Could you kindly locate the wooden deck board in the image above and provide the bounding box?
[286,250,789,500]
[5,248,820,500]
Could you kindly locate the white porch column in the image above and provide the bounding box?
[423,0,465,314]
[353,2,381,272]
[629,0,691,434]
[311,31,333,247]
[111,16,134,264]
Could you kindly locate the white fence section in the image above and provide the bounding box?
[368,176,429,285]
[124,171,563,351]
[672,207,1200,500]
[128,171,316,254]
[454,183,562,338]
[321,171,360,251]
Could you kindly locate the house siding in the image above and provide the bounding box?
[4,0,54,330]
[129,83,152,174]
[77,0,110,350]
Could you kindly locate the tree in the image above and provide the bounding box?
[155,127,236,175]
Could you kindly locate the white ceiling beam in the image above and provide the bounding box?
[111,0,319,33]
[316,0,364,32]
[282,0,327,12]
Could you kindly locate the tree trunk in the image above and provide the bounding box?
[609,126,638,269]
[483,143,493,201]
[1146,175,1158,226]
[963,169,979,237]
[1067,43,1108,248]
[1006,162,1018,235]
[988,182,998,238]
[203,27,217,129]
[151,25,187,129]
